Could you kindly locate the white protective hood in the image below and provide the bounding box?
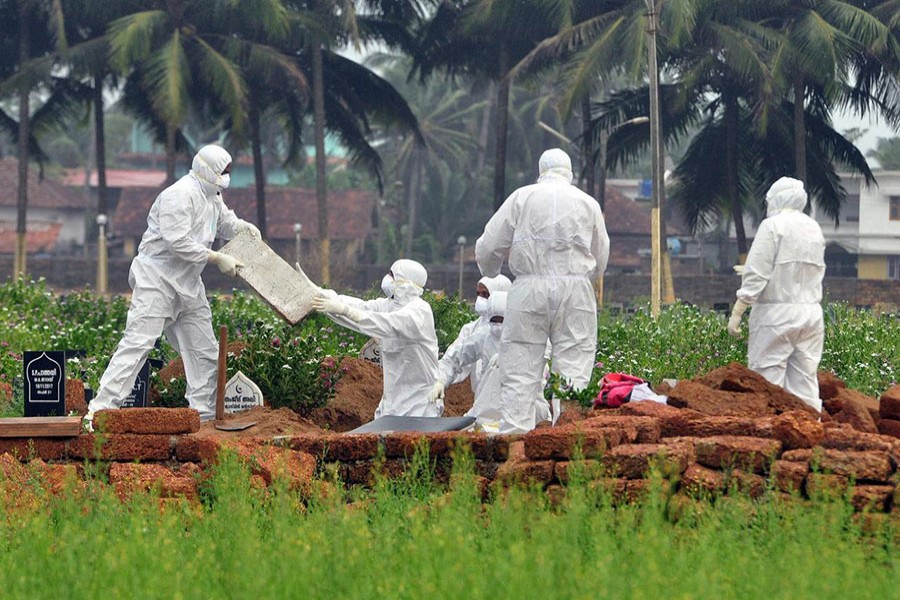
[537,148,574,184]
[390,258,428,305]
[191,145,232,194]
[765,176,807,216]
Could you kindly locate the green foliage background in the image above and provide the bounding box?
[1,280,898,416]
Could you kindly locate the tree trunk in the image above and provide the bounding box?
[249,104,267,239]
[792,72,810,213]
[492,43,509,211]
[165,123,176,184]
[312,38,329,285]
[404,153,420,258]
[470,82,494,213]
[725,93,748,258]
[93,75,108,218]
[581,94,595,198]
[14,0,31,280]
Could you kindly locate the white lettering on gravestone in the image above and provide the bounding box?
[224,371,264,414]
[26,352,62,402]
[219,230,320,324]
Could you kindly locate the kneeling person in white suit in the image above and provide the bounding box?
[430,292,509,431]
[312,259,442,419]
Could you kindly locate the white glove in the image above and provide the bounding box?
[429,380,445,403]
[237,220,262,239]
[488,353,500,369]
[297,263,335,298]
[727,299,750,338]
[312,295,362,322]
[207,250,244,277]
[732,265,745,275]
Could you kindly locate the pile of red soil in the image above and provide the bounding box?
[193,406,324,438]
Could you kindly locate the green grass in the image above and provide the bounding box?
[0,451,896,599]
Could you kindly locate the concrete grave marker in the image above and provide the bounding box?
[24,351,65,417]
[359,338,382,366]
[224,371,264,414]
[219,230,320,324]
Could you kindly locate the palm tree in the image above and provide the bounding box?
[371,55,485,257]
[0,0,67,280]
[106,0,259,183]
[761,0,899,211]
[414,0,567,209]
[283,0,425,283]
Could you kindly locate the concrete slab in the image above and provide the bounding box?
[219,230,319,324]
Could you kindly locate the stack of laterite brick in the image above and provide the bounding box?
[509,403,899,513]
[0,372,897,514]
[0,408,318,504]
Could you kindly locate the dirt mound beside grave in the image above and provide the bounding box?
[307,358,382,432]
[667,362,818,418]
[194,406,324,438]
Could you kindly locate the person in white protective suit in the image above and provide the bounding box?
[85,144,260,428]
[430,292,508,431]
[727,177,826,412]
[311,259,442,418]
[476,148,610,434]
[440,274,511,391]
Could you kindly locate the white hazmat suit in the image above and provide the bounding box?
[431,292,508,431]
[440,274,511,391]
[476,148,610,433]
[728,177,826,411]
[87,145,259,422]
[312,259,442,418]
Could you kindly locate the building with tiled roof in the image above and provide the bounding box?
[113,185,377,262]
[602,187,689,274]
[0,158,91,253]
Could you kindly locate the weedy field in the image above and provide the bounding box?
[0,450,897,599]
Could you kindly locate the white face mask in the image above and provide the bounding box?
[474,296,490,316]
[489,322,503,338]
[381,274,395,298]
[217,173,231,190]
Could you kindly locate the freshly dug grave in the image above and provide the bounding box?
[307,357,476,431]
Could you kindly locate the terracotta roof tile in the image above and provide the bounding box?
[0,158,82,209]
[113,186,376,242]
[59,168,167,188]
[602,188,684,236]
[0,221,63,253]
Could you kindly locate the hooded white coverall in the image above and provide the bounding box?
[88,145,255,421]
[733,177,826,411]
[436,292,508,430]
[440,274,511,390]
[325,259,442,418]
[476,148,610,433]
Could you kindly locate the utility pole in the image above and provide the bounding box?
[645,0,663,317]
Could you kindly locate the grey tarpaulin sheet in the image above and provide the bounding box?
[347,416,476,434]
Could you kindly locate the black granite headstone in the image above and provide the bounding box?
[121,358,164,408]
[24,351,66,417]
[121,360,151,408]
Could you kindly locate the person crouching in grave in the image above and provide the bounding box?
[429,291,509,432]
[439,274,511,394]
[311,259,442,419]
[84,144,260,430]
